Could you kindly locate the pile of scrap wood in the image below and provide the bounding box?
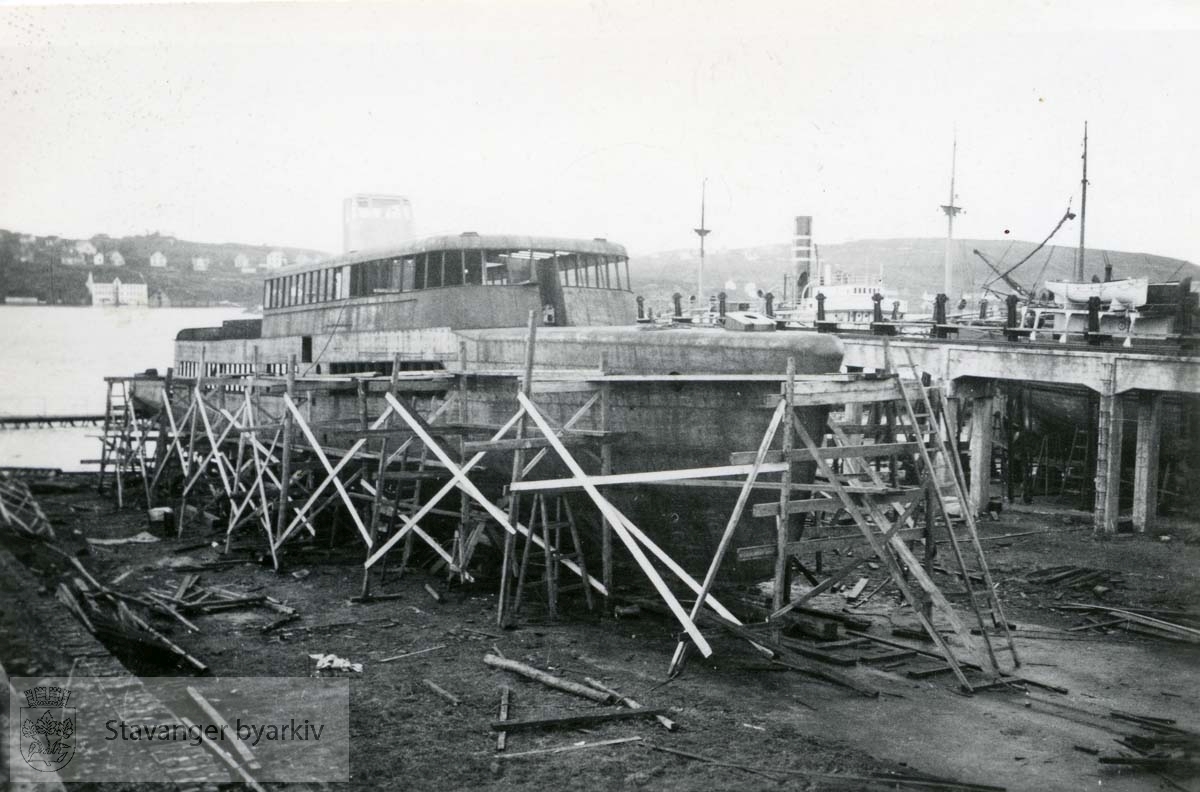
[1061,603,1200,644]
[483,653,674,759]
[53,553,208,672]
[1098,710,1200,776]
[1025,565,1121,591]
[0,473,54,539]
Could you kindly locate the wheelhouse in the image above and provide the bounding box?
[258,233,634,338]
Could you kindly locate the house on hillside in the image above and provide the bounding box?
[233,253,250,270]
[294,252,313,268]
[150,251,168,268]
[86,271,148,307]
[60,252,85,267]
[108,251,126,267]
[92,252,105,266]
[264,250,287,270]
[191,256,210,272]
[74,240,98,256]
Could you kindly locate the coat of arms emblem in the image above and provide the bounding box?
[20,686,75,772]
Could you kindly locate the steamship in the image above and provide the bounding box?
[166,230,844,571]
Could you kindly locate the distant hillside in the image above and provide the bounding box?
[630,238,1198,308]
[0,229,328,306]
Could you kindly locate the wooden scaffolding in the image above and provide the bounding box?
[107,334,1016,691]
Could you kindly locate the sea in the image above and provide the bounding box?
[0,305,252,471]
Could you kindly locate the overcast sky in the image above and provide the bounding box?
[2,0,1200,266]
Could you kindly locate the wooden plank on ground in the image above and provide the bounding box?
[488,706,665,732]
[484,654,614,704]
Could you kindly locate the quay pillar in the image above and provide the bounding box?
[1093,390,1125,535]
[967,386,995,516]
[1131,392,1163,533]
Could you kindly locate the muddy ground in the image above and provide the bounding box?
[3,481,1199,792]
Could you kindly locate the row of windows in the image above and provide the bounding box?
[263,250,631,310]
[176,360,290,379]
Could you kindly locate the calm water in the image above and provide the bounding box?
[0,306,251,470]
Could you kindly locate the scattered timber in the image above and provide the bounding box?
[488,706,666,732]
[483,654,614,704]
[422,679,461,706]
[494,736,642,760]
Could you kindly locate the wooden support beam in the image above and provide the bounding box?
[729,441,919,466]
[774,357,796,629]
[461,434,593,454]
[668,399,788,675]
[516,392,712,656]
[509,462,788,492]
[283,394,371,547]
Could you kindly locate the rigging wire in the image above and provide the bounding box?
[982,200,1075,293]
[1028,245,1057,298]
[302,288,352,377]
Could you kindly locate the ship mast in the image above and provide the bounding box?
[1075,121,1089,282]
[939,134,963,298]
[694,179,711,307]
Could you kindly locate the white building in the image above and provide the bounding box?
[108,251,125,267]
[264,250,287,270]
[150,251,168,268]
[192,256,210,272]
[233,253,250,270]
[74,240,97,256]
[92,252,105,266]
[86,272,148,307]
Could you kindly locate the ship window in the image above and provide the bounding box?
[428,251,444,288]
[413,254,427,289]
[401,258,415,291]
[445,250,464,287]
[508,251,532,282]
[301,336,312,363]
[464,250,483,285]
[484,251,508,285]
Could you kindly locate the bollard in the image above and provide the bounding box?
[872,292,884,324]
[816,292,826,322]
[1005,294,1019,329]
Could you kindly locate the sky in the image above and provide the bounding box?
[2,0,1200,265]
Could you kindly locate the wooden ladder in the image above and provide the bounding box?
[1059,427,1089,495]
[97,379,146,508]
[511,493,593,619]
[895,351,1020,674]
